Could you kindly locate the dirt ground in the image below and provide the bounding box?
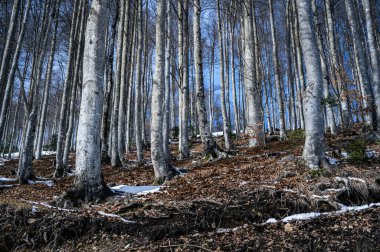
[1,125,380,251]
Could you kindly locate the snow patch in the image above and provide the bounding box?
[28,180,54,187]
[266,202,380,224]
[265,218,277,223]
[282,212,321,222]
[326,156,338,165]
[366,150,379,158]
[110,185,162,195]
[97,211,135,223]
[0,177,17,182]
[6,151,56,159]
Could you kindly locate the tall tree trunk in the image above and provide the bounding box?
[63,1,86,169]
[18,0,51,183]
[151,0,178,182]
[325,0,350,129]
[286,0,297,130]
[242,0,265,147]
[193,0,216,156]
[110,0,125,167]
[163,0,172,160]
[134,0,144,162]
[35,0,61,159]
[101,11,117,163]
[73,0,111,202]
[269,0,287,140]
[311,0,337,136]
[0,0,20,102]
[0,0,30,148]
[179,0,190,159]
[217,0,232,150]
[230,19,240,138]
[295,0,327,168]
[345,0,373,128]
[55,0,80,177]
[363,0,380,131]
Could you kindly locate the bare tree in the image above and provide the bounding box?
[295,0,328,168]
[151,0,178,182]
[72,0,112,202]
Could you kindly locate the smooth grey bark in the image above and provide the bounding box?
[0,0,29,148]
[178,0,184,156]
[217,0,232,150]
[269,0,287,140]
[117,0,131,167]
[110,0,125,167]
[73,0,111,202]
[35,0,61,159]
[179,0,190,159]
[134,0,144,162]
[293,3,306,129]
[311,0,337,135]
[345,0,373,128]
[151,0,178,182]
[263,61,273,134]
[125,18,137,154]
[7,92,21,159]
[101,11,117,163]
[242,0,265,147]
[18,0,51,183]
[325,0,350,129]
[193,0,216,156]
[0,0,20,100]
[295,0,327,168]
[55,0,80,177]
[209,33,216,134]
[63,2,86,169]
[170,47,177,138]
[229,17,240,138]
[363,0,380,131]
[163,0,172,160]
[286,0,297,130]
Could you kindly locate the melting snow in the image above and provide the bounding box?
[265,202,380,224]
[98,211,135,223]
[326,156,338,165]
[0,177,17,182]
[110,185,162,195]
[5,151,56,159]
[28,180,54,187]
[265,218,277,223]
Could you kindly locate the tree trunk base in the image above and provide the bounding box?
[18,170,36,185]
[57,177,114,207]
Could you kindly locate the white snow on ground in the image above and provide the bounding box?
[282,212,322,222]
[326,156,338,165]
[28,180,54,187]
[5,151,56,159]
[0,184,16,188]
[110,185,162,195]
[265,218,277,224]
[98,211,136,223]
[0,177,17,182]
[341,151,349,159]
[22,199,76,212]
[366,150,379,158]
[335,176,366,184]
[265,202,380,224]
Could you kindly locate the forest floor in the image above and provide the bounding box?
[1,124,380,251]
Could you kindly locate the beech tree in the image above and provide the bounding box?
[151,0,178,182]
[73,0,111,201]
[295,0,328,168]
